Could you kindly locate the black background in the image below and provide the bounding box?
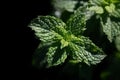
[9,0,58,79]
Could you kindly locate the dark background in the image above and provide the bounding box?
[11,0,57,79]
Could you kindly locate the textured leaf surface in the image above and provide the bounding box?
[105,3,120,18]
[89,0,120,42]
[89,0,108,6]
[69,36,106,65]
[110,8,120,18]
[89,6,104,14]
[115,36,120,52]
[66,10,86,35]
[29,15,106,67]
[29,16,69,67]
[46,46,67,67]
[101,17,120,42]
[105,3,115,13]
[66,6,95,36]
[52,0,77,12]
[29,16,66,43]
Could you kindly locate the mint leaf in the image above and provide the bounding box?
[101,17,120,42]
[69,36,106,65]
[110,8,120,18]
[29,16,66,43]
[89,0,108,6]
[89,6,104,14]
[29,16,69,67]
[66,6,95,36]
[115,36,120,52]
[66,9,86,36]
[46,46,67,67]
[105,3,120,18]
[105,3,115,13]
[88,0,120,42]
[52,0,78,12]
[32,43,50,68]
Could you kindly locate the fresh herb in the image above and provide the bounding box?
[29,7,106,67]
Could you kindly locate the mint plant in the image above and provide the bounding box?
[28,0,120,79]
[53,0,120,43]
[29,7,106,68]
[88,0,120,42]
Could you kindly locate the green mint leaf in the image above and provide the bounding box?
[66,10,86,35]
[115,36,120,52]
[110,3,120,18]
[105,3,115,13]
[89,6,104,14]
[46,46,67,67]
[88,0,120,42]
[60,39,69,49]
[101,17,120,42]
[69,36,106,65]
[29,16,69,67]
[29,16,66,43]
[89,0,108,6]
[66,6,95,36]
[32,43,50,68]
[52,0,78,12]
[110,9,120,18]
